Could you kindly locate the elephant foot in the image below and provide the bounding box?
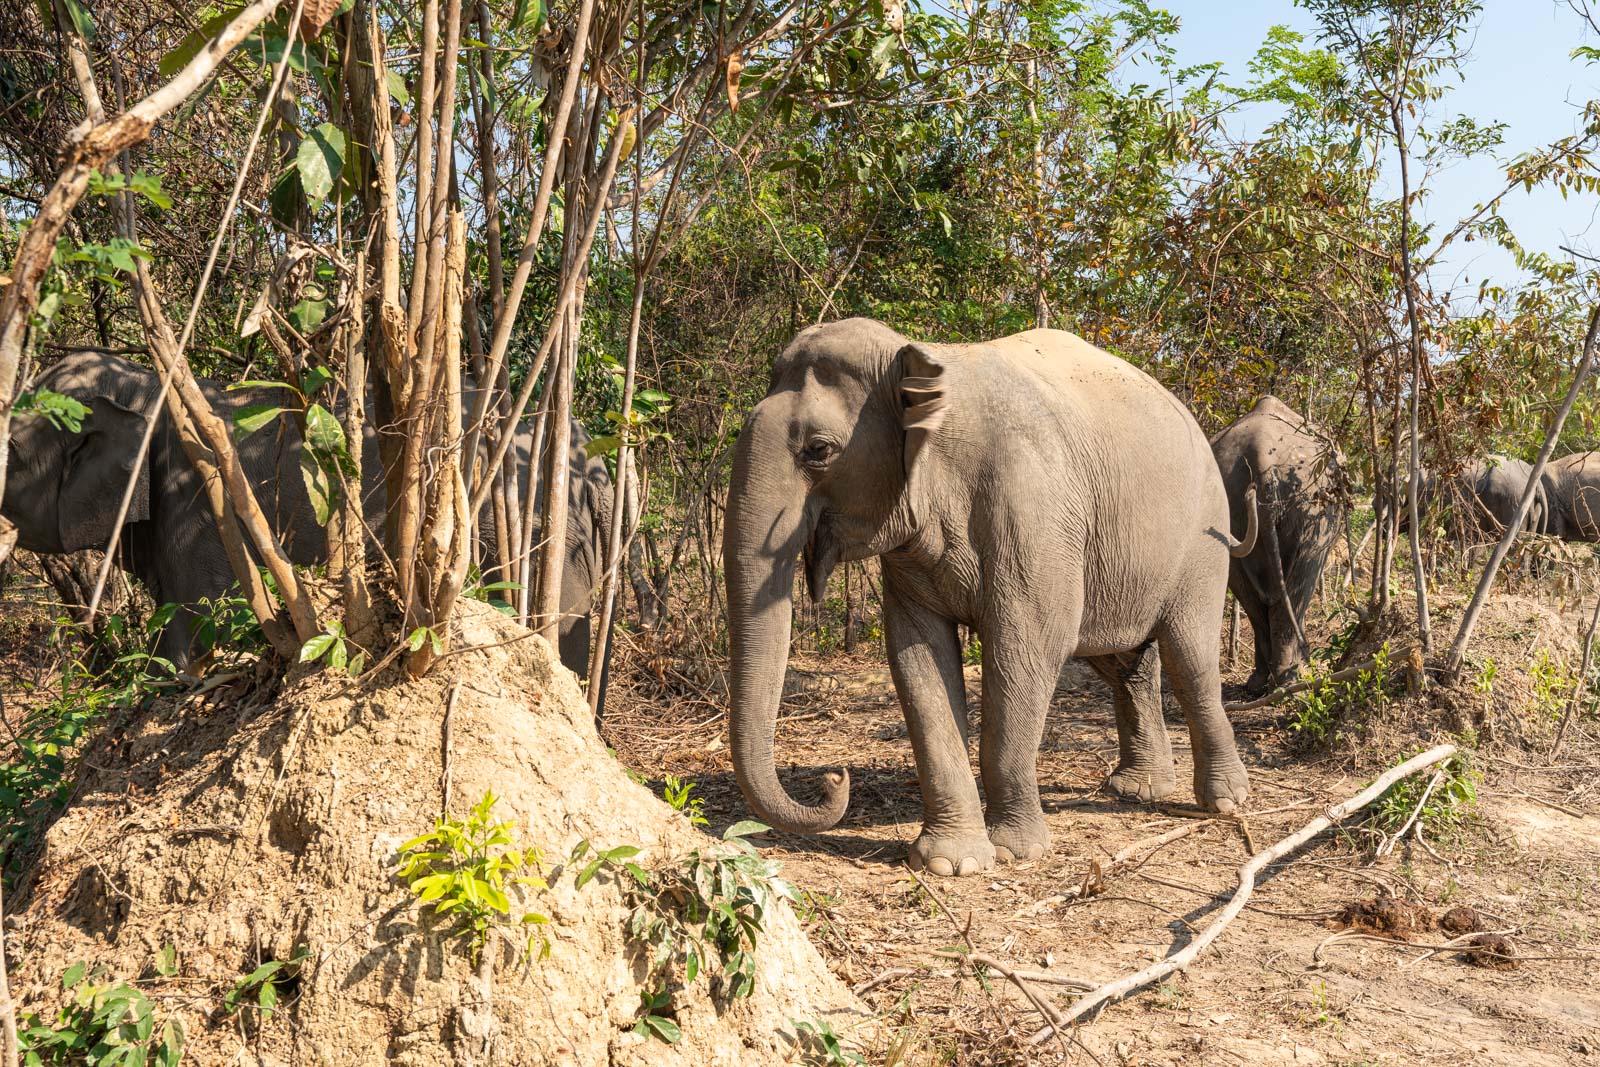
[1194,754,1251,814]
[907,830,996,877]
[1102,762,1177,804]
[1244,669,1273,697]
[987,815,1051,864]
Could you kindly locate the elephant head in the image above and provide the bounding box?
[723,319,946,834]
[3,355,151,555]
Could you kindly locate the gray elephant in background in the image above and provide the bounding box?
[723,318,1256,877]
[1211,396,1345,695]
[1445,455,1550,542]
[2,351,615,688]
[1542,452,1600,541]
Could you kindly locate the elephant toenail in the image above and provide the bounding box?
[928,856,954,876]
[957,857,979,876]
[1212,797,1237,815]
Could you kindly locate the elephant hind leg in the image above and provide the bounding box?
[1156,609,1249,814]
[1088,642,1175,804]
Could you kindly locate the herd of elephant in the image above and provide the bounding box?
[4,321,1583,877]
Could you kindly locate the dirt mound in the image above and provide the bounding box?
[7,600,861,1065]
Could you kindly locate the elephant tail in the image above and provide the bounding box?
[1227,484,1259,558]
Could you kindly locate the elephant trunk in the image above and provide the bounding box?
[723,416,849,835]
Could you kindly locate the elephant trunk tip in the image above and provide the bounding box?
[736,764,851,835]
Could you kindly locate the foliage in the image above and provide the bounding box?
[19,961,185,1067]
[298,621,365,677]
[1288,644,1397,748]
[660,774,708,827]
[793,1018,867,1066]
[396,792,551,964]
[1369,748,1480,838]
[222,948,310,1025]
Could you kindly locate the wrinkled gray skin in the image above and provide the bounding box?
[1445,455,1550,541]
[1541,452,1600,541]
[1211,396,1344,695]
[2,352,612,684]
[723,319,1254,877]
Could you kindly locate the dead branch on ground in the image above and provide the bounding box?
[1026,743,1458,1045]
[1224,645,1421,711]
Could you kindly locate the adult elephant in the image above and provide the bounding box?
[2,351,615,686]
[1542,452,1600,541]
[723,319,1256,877]
[1211,396,1345,695]
[1446,455,1550,541]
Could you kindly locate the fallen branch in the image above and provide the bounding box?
[1026,743,1458,1045]
[1022,819,1217,915]
[1224,646,1421,711]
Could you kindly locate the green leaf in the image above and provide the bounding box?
[575,858,603,889]
[57,0,95,40]
[300,443,336,525]
[62,961,86,990]
[305,403,357,475]
[510,0,546,34]
[301,365,334,397]
[296,122,347,210]
[288,297,330,335]
[127,172,173,210]
[384,68,411,105]
[154,943,178,977]
[642,1015,681,1043]
[406,627,429,652]
[258,979,278,1017]
[232,404,285,440]
[299,633,337,663]
[156,1019,185,1067]
[583,434,622,458]
[722,820,770,840]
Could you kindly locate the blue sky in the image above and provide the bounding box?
[1150,0,1600,298]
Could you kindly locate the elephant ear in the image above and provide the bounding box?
[59,395,151,552]
[895,341,950,530]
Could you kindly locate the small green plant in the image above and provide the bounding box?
[189,592,266,660]
[1473,655,1498,697]
[222,948,309,1024]
[405,625,444,658]
[1287,643,1395,749]
[19,961,185,1066]
[575,821,793,1038]
[661,774,708,827]
[299,621,366,676]
[794,1017,867,1065]
[631,987,681,1044]
[396,792,550,963]
[1370,748,1480,839]
[1528,647,1573,721]
[464,575,522,616]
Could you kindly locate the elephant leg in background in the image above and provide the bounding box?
[1231,568,1274,695]
[883,585,992,876]
[1156,605,1250,813]
[977,606,1069,865]
[1088,641,1175,803]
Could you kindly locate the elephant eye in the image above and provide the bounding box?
[798,439,836,470]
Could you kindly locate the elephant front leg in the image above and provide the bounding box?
[883,591,993,877]
[1088,642,1176,803]
[977,625,1063,864]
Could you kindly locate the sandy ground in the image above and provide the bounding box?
[605,588,1600,1066]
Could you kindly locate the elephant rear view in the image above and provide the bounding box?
[723,318,1255,877]
[1543,452,1600,541]
[1210,396,1345,695]
[1447,455,1550,542]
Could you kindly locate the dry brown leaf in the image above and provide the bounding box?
[298,0,343,39]
[726,50,745,113]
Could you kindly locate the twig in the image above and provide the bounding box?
[1224,646,1420,711]
[442,680,460,816]
[1026,743,1458,1044]
[1314,927,1515,964]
